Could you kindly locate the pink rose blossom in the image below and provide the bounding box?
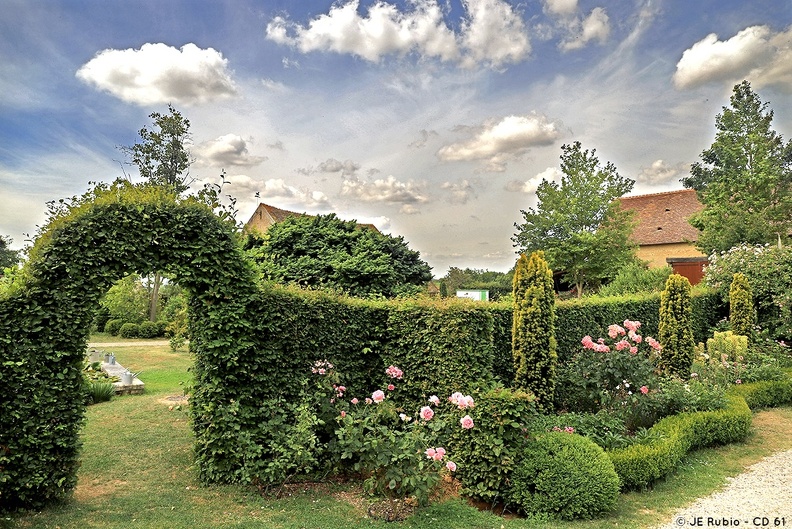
[436,447,446,458]
[615,339,630,351]
[446,461,457,472]
[429,395,440,405]
[624,320,641,332]
[387,384,395,391]
[420,406,435,421]
[736,379,742,385]
[582,336,596,349]
[425,448,436,459]
[646,337,662,351]
[640,385,649,395]
[351,398,359,405]
[595,344,610,353]
[449,392,464,405]
[608,324,626,339]
[629,331,643,343]
[372,390,385,403]
[365,398,373,405]
[460,415,474,429]
[464,395,475,408]
[340,410,346,418]
[385,365,404,379]
[629,346,638,355]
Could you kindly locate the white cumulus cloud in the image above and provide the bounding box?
[674,25,792,93]
[266,0,530,69]
[195,134,267,167]
[441,179,477,204]
[437,113,561,171]
[636,160,690,185]
[341,175,429,206]
[542,1,610,52]
[506,166,563,193]
[76,43,236,106]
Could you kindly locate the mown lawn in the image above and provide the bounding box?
[5,340,792,529]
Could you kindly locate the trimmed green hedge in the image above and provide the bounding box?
[608,377,792,489]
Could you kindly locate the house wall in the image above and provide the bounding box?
[637,242,705,268]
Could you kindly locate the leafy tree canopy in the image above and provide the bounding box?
[0,235,20,274]
[512,141,637,296]
[121,104,193,194]
[247,213,432,298]
[684,81,792,254]
[439,266,514,300]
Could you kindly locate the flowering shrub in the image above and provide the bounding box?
[328,364,473,506]
[558,320,663,430]
[705,243,792,340]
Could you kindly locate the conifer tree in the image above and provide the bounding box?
[729,272,754,339]
[658,274,695,377]
[512,251,556,411]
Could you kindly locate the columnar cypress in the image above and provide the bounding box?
[658,274,695,377]
[729,272,754,339]
[512,251,556,411]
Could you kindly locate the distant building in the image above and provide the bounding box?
[456,289,489,301]
[245,203,379,234]
[620,189,707,285]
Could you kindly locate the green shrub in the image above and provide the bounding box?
[104,318,124,336]
[529,411,630,450]
[508,432,620,520]
[512,252,556,411]
[137,320,162,339]
[658,274,695,377]
[119,322,140,338]
[448,387,537,504]
[729,273,754,338]
[707,331,748,363]
[598,263,672,297]
[729,378,792,409]
[87,382,115,404]
[608,393,752,489]
[704,244,792,340]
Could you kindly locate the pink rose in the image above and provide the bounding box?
[581,336,595,349]
[435,447,446,457]
[387,384,395,391]
[615,339,630,351]
[429,395,440,405]
[365,398,373,405]
[425,447,436,459]
[340,410,346,418]
[351,398,359,405]
[449,392,464,405]
[420,406,434,421]
[464,395,475,408]
[446,461,457,472]
[372,390,385,403]
[385,365,404,379]
[640,385,649,395]
[460,415,474,429]
[629,346,638,355]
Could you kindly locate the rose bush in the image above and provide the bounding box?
[322,364,474,505]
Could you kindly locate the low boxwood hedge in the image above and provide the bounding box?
[608,377,792,489]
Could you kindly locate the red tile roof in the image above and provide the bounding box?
[620,189,703,246]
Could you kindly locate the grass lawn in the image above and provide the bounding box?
[5,339,792,529]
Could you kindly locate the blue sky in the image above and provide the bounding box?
[1,0,791,275]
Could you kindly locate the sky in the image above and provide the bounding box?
[1,0,791,276]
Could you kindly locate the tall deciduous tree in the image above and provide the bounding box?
[247,214,432,298]
[121,105,193,320]
[684,81,792,254]
[121,105,193,194]
[512,141,637,297]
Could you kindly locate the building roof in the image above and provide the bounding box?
[620,189,703,246]
[245,202,380,234]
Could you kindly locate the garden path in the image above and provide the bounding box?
[655,448,792,528]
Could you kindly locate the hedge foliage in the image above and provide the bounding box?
[608,377,792,489]
[0,182,258,510]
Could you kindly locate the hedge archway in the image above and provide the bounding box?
[0,183,258,510]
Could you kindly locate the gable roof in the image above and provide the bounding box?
[245,203,380,234]
[620,189,703,246]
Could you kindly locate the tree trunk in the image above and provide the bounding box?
[149,272,162,322]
